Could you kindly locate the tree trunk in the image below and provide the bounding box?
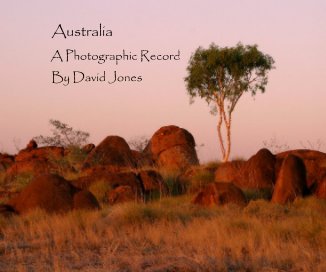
[224,115,232,162]
[216,95,233,162]
[217,110,226,161]
[219,105,232,162]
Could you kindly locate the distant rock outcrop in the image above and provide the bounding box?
[272,154,308,204]
[193,182,247,207]
[145,125,199,171]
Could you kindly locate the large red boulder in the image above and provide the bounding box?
[8,174,99,214]
[315,177,326,199]
[271,155,308,204]
[193,182,247,207]
[276,149,326,190]
[215,149,276,190]
[241,148,276,189]
[145,125,199,171]
[82,136,136,169]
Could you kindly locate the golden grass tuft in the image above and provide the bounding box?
[0,197,325,271]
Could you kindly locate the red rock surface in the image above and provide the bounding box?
[83,136,136,169]
[193,182,247,207]
[146,125,199,171]
[272,155,308,204]
[8,174,99,214]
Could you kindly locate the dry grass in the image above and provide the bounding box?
[0,196,325,272]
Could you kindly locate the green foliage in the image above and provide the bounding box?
[185,42,274,113]
[10,172,34,192]
[161,173,182,196]
[63,146,88,171]
[34,119,90,148]
[157,168,183,196]
[203,160,221,169]
[186,168,215,193]
[243,188,272,202]
[88,180,111,204]
[185,43,274,161]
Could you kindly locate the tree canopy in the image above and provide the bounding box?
[185,43,274,161]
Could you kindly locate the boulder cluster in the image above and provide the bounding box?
[0,125,199,215]
[0,125,325,216]
[212,148,326,205]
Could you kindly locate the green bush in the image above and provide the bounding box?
[11,172,34,192]
[187,169,214,193]
[243,188,272,202]
[88,180,111,204]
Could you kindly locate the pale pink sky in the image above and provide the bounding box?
[1,1,325,161]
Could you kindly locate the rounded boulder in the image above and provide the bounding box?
[147,125,199,171]
[8,174,98,214]
[83,136,136,169]
[271,154,308,204]
[240,148,276,189]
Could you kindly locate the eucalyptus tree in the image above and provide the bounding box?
[185,43,274,161]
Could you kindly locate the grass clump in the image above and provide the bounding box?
[107,195,221,226]
[64,146,88,171]
[0,197,325,271]
[187,167,215,193]
[88,179,111,204]
[202,160,221,169]
[243,188,273,201]
[159,170,182,196]
[8,172,34,193]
